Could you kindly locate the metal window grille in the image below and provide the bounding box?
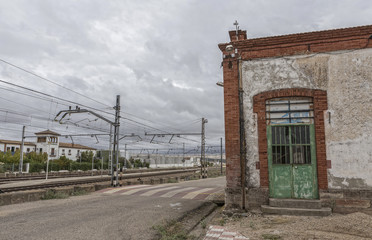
[267,97,314,165]
[266,97,314,125]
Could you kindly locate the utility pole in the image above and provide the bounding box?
[100,150,103,177]
[201,118,208,178]
[109,125,113,176]
[112,95,121,187]
[124,144,127,169]
[220,137,223,174]
[19,126,25,174]
[45,155,50,180]
[91,153,94,176]
[183,143,185,167]
[155,149,158,168]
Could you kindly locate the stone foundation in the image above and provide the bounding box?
[225,187,244,210]
[320,189,372,214]
[245,187,269,209]
[245,187,372,214]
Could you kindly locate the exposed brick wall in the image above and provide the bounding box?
[222,57,243,208]
[253,88,328,190]
[218,25,371,209]
[229,30,247,42]
[219,25,372,60]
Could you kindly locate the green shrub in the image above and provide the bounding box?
[29,162,46,173]
[70,162,91,171]
[42,190,69,200]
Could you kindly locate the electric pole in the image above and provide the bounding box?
[112,95,121,187]
[124,144,127,169]
[19,126,25,173]
[54,96,119,186]
[201,118,208,178]
[109,125,113,177]
[183,143,185,167]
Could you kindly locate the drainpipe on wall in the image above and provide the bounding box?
[238,57,247,210]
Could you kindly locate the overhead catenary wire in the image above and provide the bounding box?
[0,79,115,117]
[0,58,204,136]
[0,58,112,108]
[0,59,217,145]
[0,79,203,141]
[0,73,213,150]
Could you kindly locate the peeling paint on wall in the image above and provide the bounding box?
[242,48,372,189]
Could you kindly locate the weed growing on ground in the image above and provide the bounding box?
[219,218,226,226]
[249,221,255,229]
[71,190,88,196]
[167,178,178,183]
[201,220,207,229]
[262,233,282,240]
[153,220,193,240]
[41,190,69,200]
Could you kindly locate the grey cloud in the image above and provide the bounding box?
[0,0,371,147]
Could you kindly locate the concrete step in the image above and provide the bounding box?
[269,198,322,209]
[261,205,332,216]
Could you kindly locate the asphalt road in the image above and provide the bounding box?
[0,176,225,240]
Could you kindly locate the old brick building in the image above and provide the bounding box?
[219,25,372,213]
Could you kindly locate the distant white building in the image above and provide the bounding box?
[133,153,194,168]
[0,130,96,161]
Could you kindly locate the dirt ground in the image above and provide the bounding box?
[209,210,372,240]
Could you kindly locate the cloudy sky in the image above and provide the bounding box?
[0,0,371,153]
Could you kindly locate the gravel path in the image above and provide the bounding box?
[217,212,372,240]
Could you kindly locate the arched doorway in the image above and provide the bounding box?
[266,97,318,199]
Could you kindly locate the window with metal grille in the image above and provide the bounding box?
[266,97,314,125]
[268,97,313,165]
[271,125,312,165]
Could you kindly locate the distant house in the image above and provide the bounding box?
[0,140,36,154]
[0,130,96,161]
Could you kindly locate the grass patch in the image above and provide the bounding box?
[262,233,282,240]
[71,190,88,196]
[219,218,226,226]
[42,190,69,200]
[201,220,207,229]
[167,178,178,183]
[153,220,194,240]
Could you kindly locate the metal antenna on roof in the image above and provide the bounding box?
[233,20,239,40]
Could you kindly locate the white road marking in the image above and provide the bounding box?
[140,186,180,196]
[181,188,214,199]
[120,185,169,195]
[103,185,151,194]
[160,187,195,198]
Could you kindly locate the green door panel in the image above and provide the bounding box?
[271,165,292,198]
[267,124,318,199]
[293,165,315,199]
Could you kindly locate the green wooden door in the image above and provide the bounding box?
[267,125,318,199]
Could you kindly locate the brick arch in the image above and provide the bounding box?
[253,88,328,190]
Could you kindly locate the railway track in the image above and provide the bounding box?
[0,167,197,184]
[0,169,198,194]
[0,173,108,184]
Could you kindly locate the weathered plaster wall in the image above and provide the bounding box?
[242,48,372,189]
[326,49,372,189]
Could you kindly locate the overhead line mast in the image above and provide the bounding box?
[54,95,121,187]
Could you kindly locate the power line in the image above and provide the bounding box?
[0,79,199,138]
[0,86,71,108]
[0,58,112,108]
[0,79,207,147]
[0,79,115,117]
